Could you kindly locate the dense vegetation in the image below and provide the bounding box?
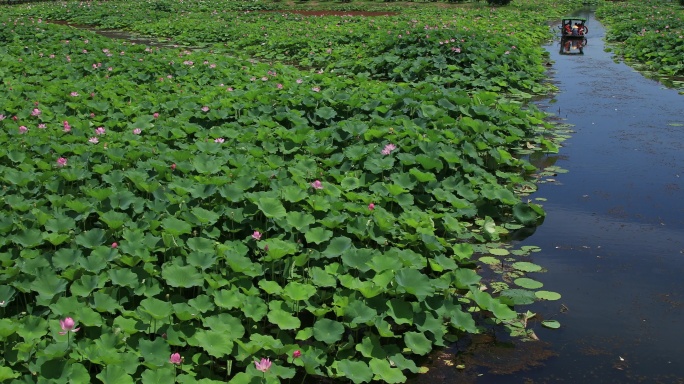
[597,0,684,78]
[0,0,576,383]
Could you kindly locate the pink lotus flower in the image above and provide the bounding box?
[63,121,71,132]
[292,350,301,358]
[133,128,142,135]
[0,115,5,121]
[171,163,176,170]
[38,124,46,129]
[311,180,323,190]
[312,87,320,92]
[70,92,79,97]
[169,353,182,365]
[296,79,303,84]
[254,358,272,372]
[368,203,375,210]
[276,83,283,89]
[153,113,159,119]
[252,231,262,240]
[201,106,209,112]
[31,108,41,116]
[58,317,80,335]
[227,87,234,92]
[214,138,224,143]
[381,143,397,155]
[18,126,28,134]
[95,127,106,135]
[56,157,68,167]
[89,137,99,144]
[111,242,118,248]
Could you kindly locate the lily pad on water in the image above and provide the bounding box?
[535,291,562,301]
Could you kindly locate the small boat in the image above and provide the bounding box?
[559,17,589,37]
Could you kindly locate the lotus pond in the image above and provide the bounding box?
[0,0,580,383]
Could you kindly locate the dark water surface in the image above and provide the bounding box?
[453,8,684,384]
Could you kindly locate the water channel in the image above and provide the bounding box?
[441,7,684,384]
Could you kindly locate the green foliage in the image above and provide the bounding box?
[0,0,573,382]
[597,0,684,77]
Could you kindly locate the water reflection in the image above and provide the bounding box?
[560,37,587,55]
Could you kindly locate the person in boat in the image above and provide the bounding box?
[572,23,579,36]
[563,22,572,35]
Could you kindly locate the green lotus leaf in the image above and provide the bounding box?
[452,243,474,261]
[500,289,537,306]
[261,238,298,260]
[258,280,283,295]
[340,177,362,191]
[162,263,203,288]
[542,320,561,329]
[313,318,344,344]
[99,211,129,230]
[13,228,44,248]
[315,106,337,120]
[404,332,432,355]
[336,359,373,384]
[305,227,333,245]
[139,297,173,321]
[0,367,20,381]
[92,291,121,313]
[344,300,377,326]
[469,289,517,320]
[479,256,500,265]
[109,191,137,210]
[30,272,67,301]
[535,290,562,301]
[489,248,510,256]
[161,217,192,236]
[96,364,134,384]
[395,268,435,300]
[512,261,543,272]
[310,267,337,287]
[71,274,101,297]
[192,154,222,174]
[281,185,309,203]
[187,252,216,270]
[214,288,242,310]
[141,368,176,383]
[267,309,301,330]
[283,281,316,301]
[322,236,352,258]
[514,278,544,289]
[513,202,545,226]
[186,237,214,253]
[369,358,406,384]
[286,211,316,231]
[109,268,139,288]
[190,207,220,225]
[341,248,374,272]
[203,314,245,339]
[386,299,413,326]
[18,316,48,342]
[241,295,268,321]
[139,337,171,367]
[256,197,287,219]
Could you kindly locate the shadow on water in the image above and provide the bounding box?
[413,6,684,384]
